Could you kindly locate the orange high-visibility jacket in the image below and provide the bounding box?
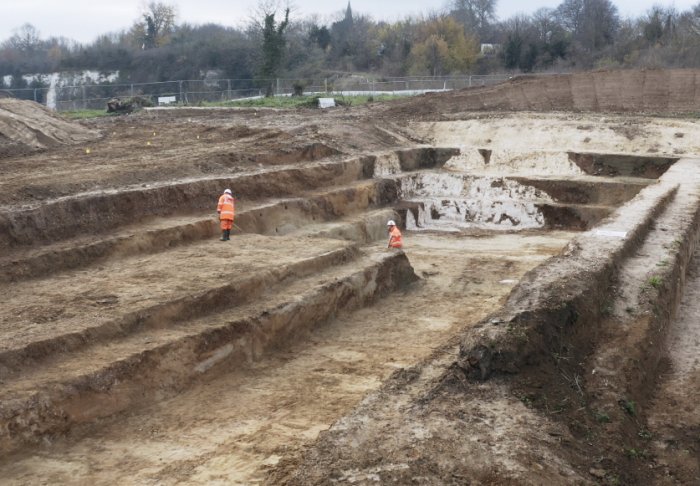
[217,194,235,221]
[388,226,403,248]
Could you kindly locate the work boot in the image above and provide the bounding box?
[225,229,231,241]
[220,231,226,241]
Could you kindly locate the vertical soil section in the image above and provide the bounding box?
[646,252,700,484]
[384,69,700,118]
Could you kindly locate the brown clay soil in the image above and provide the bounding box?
[2,69,700,485]
[0,98,99,159]
[381,69,700,120]
[0,232,573,485]
[646,251,700,484]
[0,108,411,207]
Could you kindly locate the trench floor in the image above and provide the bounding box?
[0,230,575,485]
[647,249,700,484]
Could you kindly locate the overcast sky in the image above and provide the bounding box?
[1,1,697,44]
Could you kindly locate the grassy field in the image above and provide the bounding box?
[61,94,408,119]
[217,94,407,108]
[62,109,116,120]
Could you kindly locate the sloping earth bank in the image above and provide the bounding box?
[0,233,572,485]
[0,99,100,158]
[273,159,700,485]
[646,251,700,483]
[382,69,700,120]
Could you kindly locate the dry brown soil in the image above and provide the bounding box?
[2,71,700,485]
[0,232,572,485]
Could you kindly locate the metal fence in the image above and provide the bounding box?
[2,74,512,111]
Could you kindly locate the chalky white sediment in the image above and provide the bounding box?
[445,148,584,176]
[371,151,555,231]
[400,172,552,231]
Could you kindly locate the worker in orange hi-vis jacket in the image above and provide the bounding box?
[387,219,403,249]
[217,189,235,241]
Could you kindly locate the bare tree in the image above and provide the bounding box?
[532,8,557,44]
[4,24,41,51]
[139,2,177,49]
[447,0,497,39]
[471,0,497,32]
[687,4,700,36]
[556,0,584,34]
[557,0,618,51]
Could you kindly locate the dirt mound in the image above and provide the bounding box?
[384,69,700,119]
[0,99,100,158]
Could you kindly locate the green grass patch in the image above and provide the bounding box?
[620,399,637,416]
[666,111,700,120]
[335,94,406,105]
[594,411,611,423]
[62,94,407,117]
[61,109,112,120]
[210,94,406,109]
[625,447,649,459]
[213,97,313,108]
[518,394,536,408]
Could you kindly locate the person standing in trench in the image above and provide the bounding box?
[217,189,235,241]
[387,219,403,249]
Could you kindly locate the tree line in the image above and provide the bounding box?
[1,0,700,92]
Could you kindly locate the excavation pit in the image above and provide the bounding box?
[384,151,662,232]
[0,137,659,481]
[2,84,700,485]
[0,137,586,479]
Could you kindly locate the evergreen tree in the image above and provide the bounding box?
[260,8,290,96]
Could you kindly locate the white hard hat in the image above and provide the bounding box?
[224,189,232,194]
[387,220,396,226]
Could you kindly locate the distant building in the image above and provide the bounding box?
[480,44,501,56]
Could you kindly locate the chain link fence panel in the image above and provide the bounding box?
[2,75,513,111]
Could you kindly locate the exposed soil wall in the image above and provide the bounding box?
[510,176,649,205]
[386,69,700,118]
[457,166,686,379]
[0,251,418,454]
[568,153,677,178]
[536,202,611,230]
[396,172,643,231]
[0,157,373,250]
[0,147,456,251]
[646,251,700,483]
[277,160,700,485]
